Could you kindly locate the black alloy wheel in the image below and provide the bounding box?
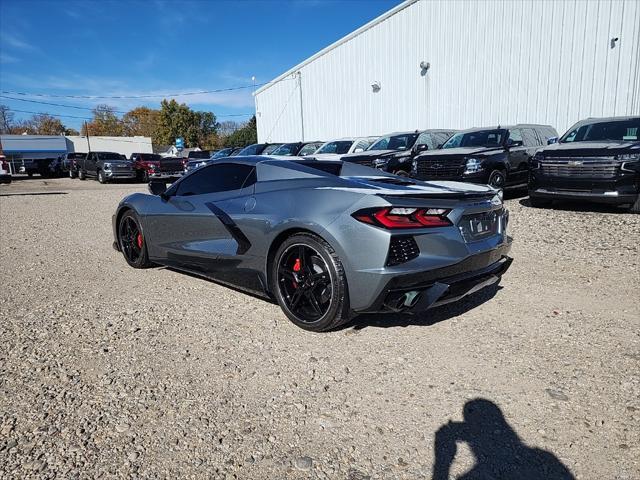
[98,170,107,184]
[272,234,350,331]
[488,169,506,189]
[78,169,86,180]
[118,211,152,268]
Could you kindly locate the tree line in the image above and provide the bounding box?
[0,100,257,150]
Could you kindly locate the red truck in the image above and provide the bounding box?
[129,153,184,182]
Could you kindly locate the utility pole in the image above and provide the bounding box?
[84,121,91,152]
[297,71,304,142]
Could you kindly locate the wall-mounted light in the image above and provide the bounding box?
[610,37,619,48]
[371,81,381,92]
[420,61,431,76]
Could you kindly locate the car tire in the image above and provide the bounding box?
[69,169,77,179]
[78,170,86,180]
[628,194,640,214]
[529,195,553,208]
[394,169,409,177]
[118,210,153,268]
[97,170,107,184]
[271,233,351,332]
[487,169,506,189]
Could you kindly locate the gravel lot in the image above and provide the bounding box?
[1,176,638,479]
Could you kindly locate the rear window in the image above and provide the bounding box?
[98,152,124,160]
[316,141,353,155]
[188,151,211,159]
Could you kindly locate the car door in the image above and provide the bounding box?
[144,163,256,274]
[84,152,97,176]
[505,129,529,186]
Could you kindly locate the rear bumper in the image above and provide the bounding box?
[358,239,512,313]
[149,171,182,179]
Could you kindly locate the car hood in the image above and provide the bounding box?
[418,146,505,159]
[537,141,640,157]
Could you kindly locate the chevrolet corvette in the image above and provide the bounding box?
[112,156,512,331]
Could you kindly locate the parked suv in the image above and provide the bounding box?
[342,130,455,175]
[529,116,640,212]
[412,124,558,189]
[130,153,183,182]
[76,152,135,183]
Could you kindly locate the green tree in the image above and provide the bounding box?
[156,99,218,148]
[225,116,257,147]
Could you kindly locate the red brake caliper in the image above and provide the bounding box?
[292,258,301,288]
[136,233,143,249]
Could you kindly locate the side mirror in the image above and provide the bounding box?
[148,179,168,197]
[547,136,558,145]
[354,148,364,153]
[414,144,429,154]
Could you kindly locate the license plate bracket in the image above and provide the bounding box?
[459,210,501,242]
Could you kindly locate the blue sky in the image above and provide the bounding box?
[0,0,399,130]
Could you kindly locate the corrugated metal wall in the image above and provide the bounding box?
[255,0,640,142]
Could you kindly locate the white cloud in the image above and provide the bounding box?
[0,33,37,51]
[0,53,19,64]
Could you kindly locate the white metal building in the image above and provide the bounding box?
[255,0,640,142]
[65,136,153,157]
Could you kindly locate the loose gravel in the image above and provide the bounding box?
[1,177,639,479]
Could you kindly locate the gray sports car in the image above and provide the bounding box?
[112,156,512,331]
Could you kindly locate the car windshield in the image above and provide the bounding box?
[298,143,321,155]
[368,133,419,151]
[560,118,640,143]
[98,153,124,160]
[316,141,353,154]
[238,145,262,155]
[442,129,507,148]
[272,143,298,156]
[262,144,281,155]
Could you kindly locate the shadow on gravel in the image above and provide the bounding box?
[432,398,575,480]
[347,283,501,330]
[0,191,68,197]
[518,197,628,214]
[503,187,528,200]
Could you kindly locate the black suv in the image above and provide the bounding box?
[412,124,558,189]
[529,116,640,212]
[342,130,456,176]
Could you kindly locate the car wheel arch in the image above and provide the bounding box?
[264,227,339,296]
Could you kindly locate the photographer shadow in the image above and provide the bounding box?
[432,398,575,480]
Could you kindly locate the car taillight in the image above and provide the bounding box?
[352,207,451,229]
